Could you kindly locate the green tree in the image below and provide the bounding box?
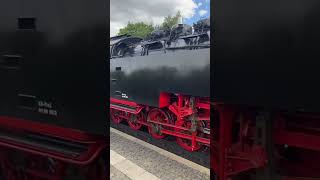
[117,11,181,38]
[118,22,154,38]
[161,11,182,30]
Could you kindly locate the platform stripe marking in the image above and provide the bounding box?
[111,150,161,180]
[110,127,210,176]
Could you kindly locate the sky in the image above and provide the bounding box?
[110,0,210,36]
[184,0,210,25]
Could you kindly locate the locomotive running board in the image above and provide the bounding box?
[110,102,143,114]
[0,116,106,165]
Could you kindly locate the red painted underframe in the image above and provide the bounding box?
[110,95,210,147]
[213,106,320,179]
[110,104,143,114]
[273,113,320,178]
[0,116,105,143]
[159,92,171,108]
[212,105,267,180]
[161,129,210,145]
[274,130,320,151]
[0,116,106,165]
[0,116,107,180]
[110,97,138,107]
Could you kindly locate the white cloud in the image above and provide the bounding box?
[198,2,202,7]
[110,0,198,36]
[199,9,208,17]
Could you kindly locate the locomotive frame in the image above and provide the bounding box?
[110,21,211,152]
[111,94,210,151]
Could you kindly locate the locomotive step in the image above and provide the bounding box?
[0,128,88,157]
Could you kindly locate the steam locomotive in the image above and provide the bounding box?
[110,19,210,151]
[0,1,107,179]
[213,0,320,180]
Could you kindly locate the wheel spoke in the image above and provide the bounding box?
[176,117,203,152]
[128,112,144,130]
[110,110,122,124]
[148,109,170,139]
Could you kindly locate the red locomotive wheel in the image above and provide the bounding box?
[110,109,123,124]
[147,108,170,139]
[176,118,202,152]
[128,112,145,130]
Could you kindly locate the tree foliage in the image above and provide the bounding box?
[161,11,182,30]
[118,22,154,38]
[117,11,182,38]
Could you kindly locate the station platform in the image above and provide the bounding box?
[110,128,210,180]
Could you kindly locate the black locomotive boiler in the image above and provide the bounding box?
[110,19,210,151]
[0,1,107,179]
